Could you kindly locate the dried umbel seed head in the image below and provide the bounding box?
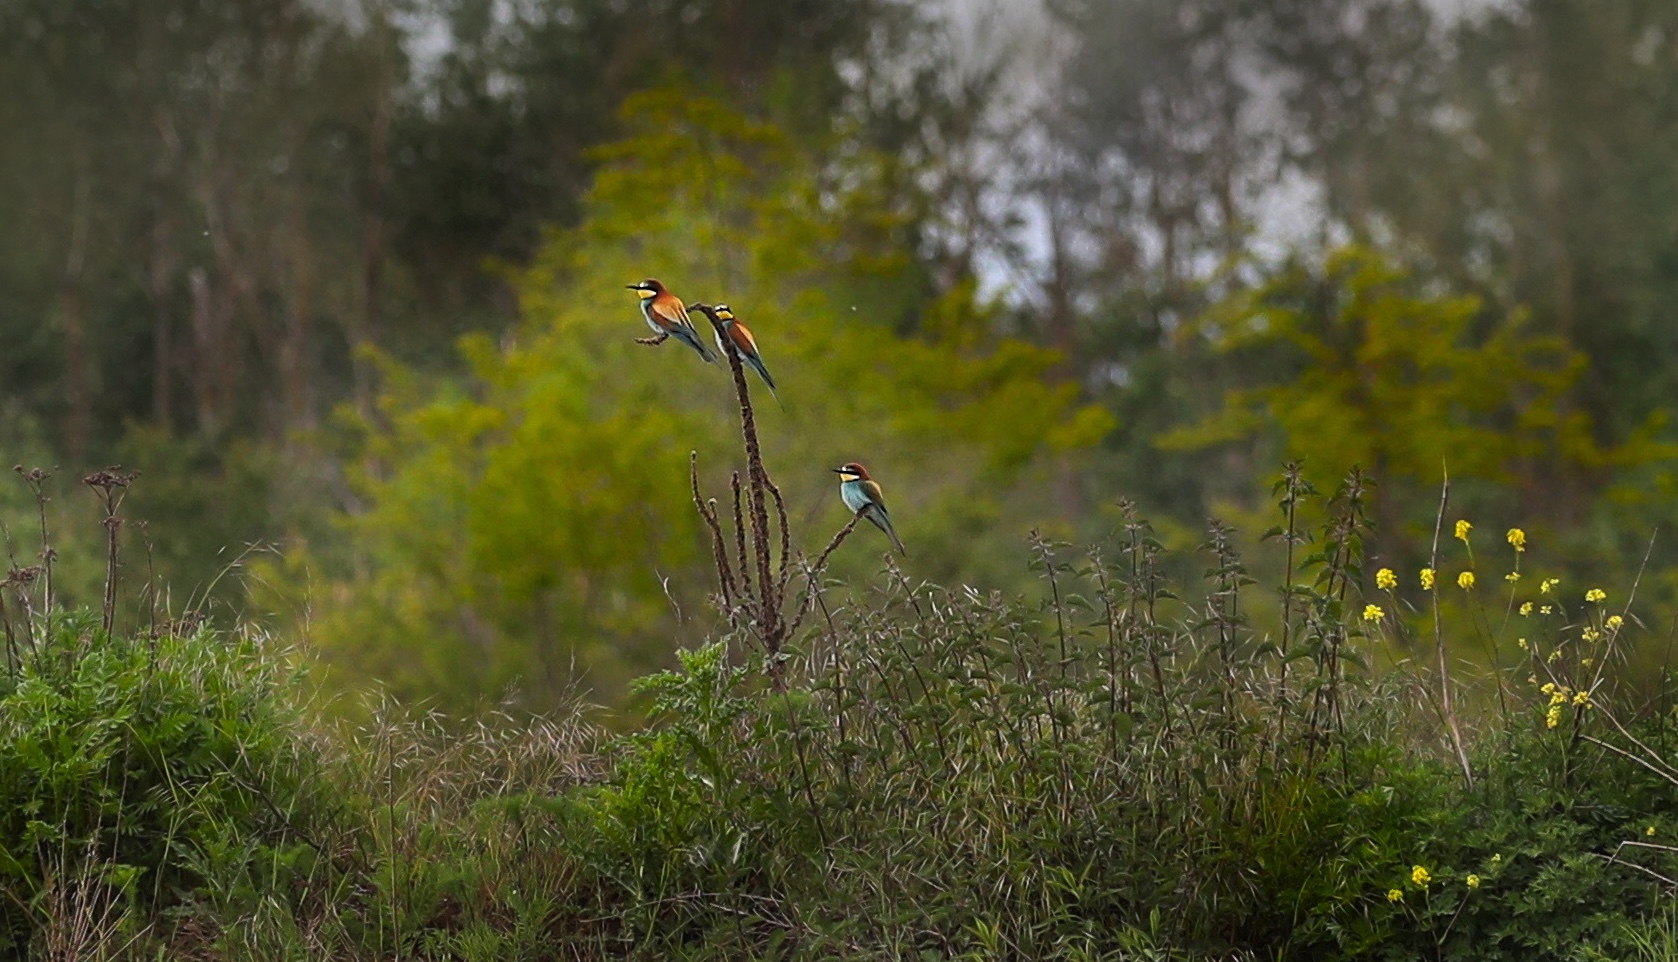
[82,467,139,493]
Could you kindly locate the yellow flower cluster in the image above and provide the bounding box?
[1457,571,1475,590]
[1607,614,1624,631]
[1455,520,1472,541]
[1541,578,1559,594]
[1540,681,1589,727]
[1520,602,1533,616]
[1467,874,1481,889]
[1506,528,1526,551]
[1582,627,1601,643]
[1387,888,1404,903]
[1376,567,1398,590]
[1362,604,1385,623]
[1420,567,1435,590]
[1411,865,1431,886]
[1586,588,1607,603]
[1505,571,1521,583]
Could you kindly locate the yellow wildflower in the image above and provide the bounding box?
[1467,874,1481,889]
[1582,628,1601,643]
[1586,588,1607,603]
[1420,568,1436,591]
[1520,602,1533,616]
[1546,704,1563,728]
[1541,578,1559,594]
[1363,604,1384,623]
[1387,888,1404,903]
[1518,637,1528,650]
[1649,826,1658,837]
[1573,690,1591,706]
[1507,528,1526,551]
[1376,567,1398,590]
[1541,605,1553,615]
[1541,682,1557,694]
[1455,520,1472,541]
[1411,865,1431,886]
[1458,571,1475,590]
[1607,615,1624,631]
[1506,571,1521,583]
[1548,649,1561,663]
[1581,658,1593,667]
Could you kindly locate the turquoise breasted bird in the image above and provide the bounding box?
[626,278,715,363]
[833,462,906,555]
[711,304,781,407]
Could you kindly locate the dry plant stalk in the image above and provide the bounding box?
[1427,466,1474,787]
[83,467,139,636]
[652,303,858,690]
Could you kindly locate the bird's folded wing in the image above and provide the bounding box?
[730,323,760,357]
[862,480,888,513]
[649,296,691,330]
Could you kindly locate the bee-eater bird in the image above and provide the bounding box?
[833,462,906,555]
[626,278,715,363]
[711,304,781,406]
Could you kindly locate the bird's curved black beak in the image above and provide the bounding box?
[624,284,641,290]
[831,467,846,474]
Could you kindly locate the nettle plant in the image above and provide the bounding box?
[569,452,1678,959]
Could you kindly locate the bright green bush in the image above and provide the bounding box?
[0,612,332,957]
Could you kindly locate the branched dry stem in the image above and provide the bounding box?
[83,466,139,636]
[686,302,858,691]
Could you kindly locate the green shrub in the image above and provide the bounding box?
[546,479,1678,960]
[0,612,332,957]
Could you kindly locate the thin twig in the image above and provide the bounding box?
[731,472,752,603]
[690,452,737,612]
[786,516,862,640]
[765,472,792,610]
[1579,734,1678,789]
[1428,463,1473,786]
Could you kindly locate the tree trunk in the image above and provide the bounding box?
[61,156,92,461]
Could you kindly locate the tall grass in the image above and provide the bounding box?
[3,450,1678,958]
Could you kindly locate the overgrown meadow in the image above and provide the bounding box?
[11,4,1678,955]
[7,347,1678,960]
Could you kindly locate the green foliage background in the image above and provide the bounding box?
[268,91,1110,706]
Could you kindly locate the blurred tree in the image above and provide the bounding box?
[1159,248,1672,548]
[388,0,906,341]
[0,0,390,444]
[272,90,1110,708]
[1426,3,1678,441]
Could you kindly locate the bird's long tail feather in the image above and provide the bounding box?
[676,324,717,362]
[749,357,784,409]
[865,506,907,556]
